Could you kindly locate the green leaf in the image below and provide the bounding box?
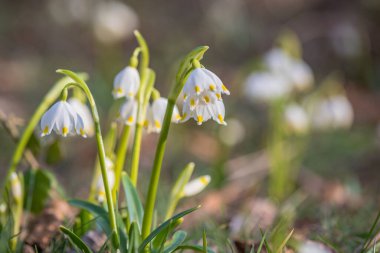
[139,206,199,252]
[68,199,111,235]
[128,222,141,253]
[171,163,194,199]
[23,169,52,213]
[121,173,144,231]
[163,231,187,253]
[176,46,209,84]
[60,225,93,253]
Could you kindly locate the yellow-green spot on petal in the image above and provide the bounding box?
[127,116,134,124]
[218,114,225,123]
[197,115,203,124]
[62,126,68,136]
[222,84,229,92]
[80,128,86,137]
[195,85,201,93]
[128,91,134,97]
[175,114,181,120]
[209,84,216,91]
[43,126,49,134]
[203,95,210,103]
[154,120,161,129]
[200,176,208,185]
[116,87,123,94]
[183,93,188,100]
[190,99,196,107]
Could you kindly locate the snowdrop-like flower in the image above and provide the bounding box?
[243,72,292,103]
[10,173,22,202]
[68,98,94,137]
[0,203,6,214]
[40,101,86,138]
[146,97,181,133]
[96,157,115,203]
[183,175,211,197]
[181,68,229,125]
[113,66,140,99]
[119,98,138,126]
[311,95,354,130]
[284,104,309,134]
[264,48,314,92]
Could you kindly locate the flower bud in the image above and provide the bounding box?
[10,173,22,203]
[183,175,211,197]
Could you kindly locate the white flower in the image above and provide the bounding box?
[10,173,22,202]
[183,175,211,197]
[284,104,309,134]
[311,95,354,130]
[93,1,138,44]
[68,98,94,137]
[96,157,115,203]
[40,101,86,137]
[146,97,181,133]
[243,72,292,103]
[218,118,246,146]
[298,240,332,253]
[264,48,314,92]
[119,98,138,126]
[113,66,140,99]
[0,203,6,214]
[181,67,229,125]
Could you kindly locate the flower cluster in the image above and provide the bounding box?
[40,100,90,138]
[244,48,313,103]
[181,67,229,125]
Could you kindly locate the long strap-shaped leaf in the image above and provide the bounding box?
[163,231,187,253]
[139,206,199,252]
[60,226,93,253]
[122,173,144,231]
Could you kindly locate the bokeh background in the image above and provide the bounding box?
[2,0,380,251]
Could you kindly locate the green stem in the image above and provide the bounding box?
[130,124,143,186]
[142,100,176,239]
[3,75,83,191]
[141,46,209,240]
[57,69,119,247]
[113,124,131,201]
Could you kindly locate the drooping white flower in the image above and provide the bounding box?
[264,48,314,92]
[113,66,140,99]
[40,101,86,138]
[96,157,115,203]
[284,104,309,134]
[119,98,138,126]
[10,173,22,202]
[243,72,292,103]
[181,67,229,125]
[93,1,138,44]
[146,97,181,133]
[0,203,6,214]
[311,95,354,130]
[183,175,211,197]
[68,98,94,137]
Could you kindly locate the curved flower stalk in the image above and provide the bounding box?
[181,65,229,125]
[40,100,86,137]
[141,45,210,239]
[68,98,95,137]
[55,69,120,247]
[146,97,181,133]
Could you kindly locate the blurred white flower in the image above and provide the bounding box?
[96,157,115,203]
[40,101,86,138]
[0,203,6,214]
[10,173,22,202]
[113,66,140,99]
[146,97,181,133]
[68,98,94,137]
[311,95,354,130]
[243,72,291,103]
[93,1,138,44]
[298,240,332,253]
[264,48,314,92]
[183,175,211,197]
[284,104,309,134]
[119,98,138,126]
[181,68,229,125]
[218,118,245,146]
[48,0,91,25]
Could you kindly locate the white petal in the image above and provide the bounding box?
[183,68,212,96]
[53,102,77,137]
[40,102,61,137]
[68,98,94,137]
[202,68,230,95]
[183,175,211,197]
[113,66,140,99]
[210,100,227,125]
[119,98,138,125]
